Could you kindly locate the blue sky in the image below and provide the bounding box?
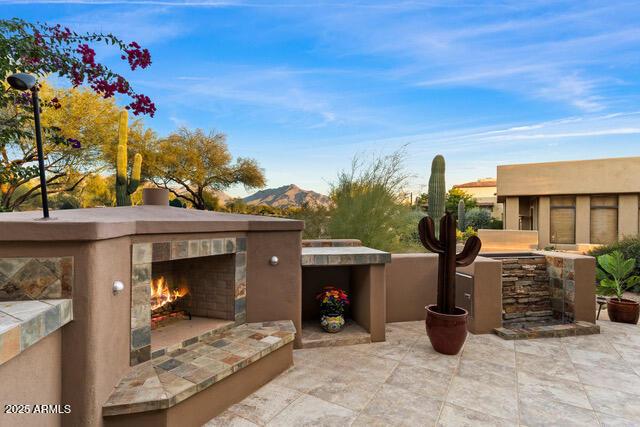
[3,0,640,197]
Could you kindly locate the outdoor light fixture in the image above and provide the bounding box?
[7,73,50,218]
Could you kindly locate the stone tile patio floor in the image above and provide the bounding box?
[205,320,640,426]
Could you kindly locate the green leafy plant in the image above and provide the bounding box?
[596,251,640,300]
[589,237,640,292]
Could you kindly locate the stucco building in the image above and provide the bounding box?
[497,156,640,250]
[453,178,503,219]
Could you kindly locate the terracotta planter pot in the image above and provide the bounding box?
[425,304,468,355]
[607,298,640,324]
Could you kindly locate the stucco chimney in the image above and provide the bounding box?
[142,188,169,206]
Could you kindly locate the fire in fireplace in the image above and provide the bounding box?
[150,276,190,329]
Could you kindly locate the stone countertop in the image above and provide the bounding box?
[0,299,72,366]
[0,206,304,241]
[301,246,391,266]
[103,320,296,417]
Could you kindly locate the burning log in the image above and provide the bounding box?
[150,276,190,329]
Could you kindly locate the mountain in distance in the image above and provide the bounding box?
[242,184,331,208]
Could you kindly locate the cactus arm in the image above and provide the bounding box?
[116,144,128,186]
[418,216,443,253]
[128,153,142,194]
[118,110,128,146]
[456,236,482,267]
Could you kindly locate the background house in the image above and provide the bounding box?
[496,156,640,250]
[453,178,503,219]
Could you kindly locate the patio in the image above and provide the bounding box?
[206,319,640,426]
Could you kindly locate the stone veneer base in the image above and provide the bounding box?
[493,320,600,340]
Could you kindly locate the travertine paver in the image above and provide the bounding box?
[206,319,640,426]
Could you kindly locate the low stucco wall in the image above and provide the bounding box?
[0,330,63,427]
[385,253,502,333]
[385,253,437,323]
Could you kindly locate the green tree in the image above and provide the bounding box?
[414,192,428,210]
[0,18,154,211]
[445,187,476,217]
[144,128,266,210]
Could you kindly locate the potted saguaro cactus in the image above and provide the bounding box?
[115,110,142,206]
[418,212,481,355]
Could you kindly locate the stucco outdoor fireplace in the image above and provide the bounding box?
[130,237,247,365]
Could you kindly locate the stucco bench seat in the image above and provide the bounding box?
[103,320,295,421]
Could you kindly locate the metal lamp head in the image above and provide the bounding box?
[7,73,37,91]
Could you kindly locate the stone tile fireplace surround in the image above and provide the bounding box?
[130,237,247,365]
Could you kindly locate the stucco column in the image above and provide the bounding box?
[504,197,519,229]
[619,194,639,239]
[575,195,590,244]
[351,264,386,343]
[538,196,550,248]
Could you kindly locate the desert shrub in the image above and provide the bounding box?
[327,149,417,252]
[464,207,492,230]
[50,193,81,210]
[589,236,640,292]
[287,204,331,239]
[488,218,503,229]
[456,226,478,242]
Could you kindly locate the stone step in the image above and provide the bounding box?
[494,321,600,340]
[103,320,296,417]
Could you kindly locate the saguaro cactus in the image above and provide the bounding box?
[457,199,466,231]
[418,212,482,314]
[115,110,142,206]
[427,155,445,222]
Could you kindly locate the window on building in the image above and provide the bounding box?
[550,196,576,244]
[590,195,618,244]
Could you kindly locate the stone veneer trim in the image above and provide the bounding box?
[130,237,247,366]
[0,257,73,301]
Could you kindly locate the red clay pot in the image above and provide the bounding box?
[425,304,468,355]
[607,298,640,324]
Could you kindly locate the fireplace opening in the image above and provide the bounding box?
[150,254,237,351]
[150,276,191,330]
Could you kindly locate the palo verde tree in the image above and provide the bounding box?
[0,18,155,211]
[144,128,266,210]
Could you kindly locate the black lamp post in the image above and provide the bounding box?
[7,73,50,218]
